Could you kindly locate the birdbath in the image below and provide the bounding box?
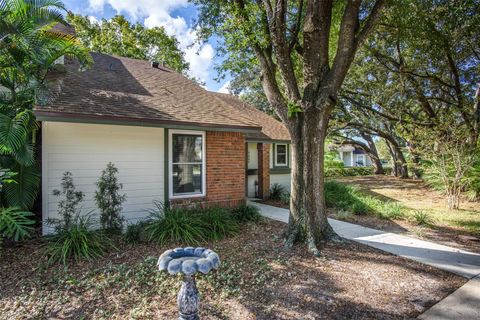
[157,247,220,320]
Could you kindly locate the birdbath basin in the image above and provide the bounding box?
[158,247,220,320]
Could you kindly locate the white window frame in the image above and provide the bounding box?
[274,143,288,167]
[356,154,366,167]
[169,130,206,199]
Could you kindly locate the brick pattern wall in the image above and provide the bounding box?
[171,131,246,208]
[206,131,246,207]
[257,143,270,199]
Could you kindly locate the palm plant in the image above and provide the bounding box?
[0,0,91,210]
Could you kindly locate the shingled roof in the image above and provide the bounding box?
[35,53,262,132]
[212,93,290,142]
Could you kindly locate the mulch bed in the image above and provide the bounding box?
[0,220,465,319]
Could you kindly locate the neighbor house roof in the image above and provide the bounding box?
[212,93,290,142]
[34,53,262,132]
[49,23,76,36]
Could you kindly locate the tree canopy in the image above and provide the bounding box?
[66,13,189,73]
[194,0,387,254]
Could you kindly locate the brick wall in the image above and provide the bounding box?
[171,131,246,208]
[257,143,270,199]
[205,131,246,207]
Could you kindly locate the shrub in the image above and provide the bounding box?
[198,207,239,240]
[280,191,290,205]
[231,203,262,223]
[95,162,126,233]
[269,183,286,200]
[52,172,85,229]
[124,221,149,244]
[325,166,375,177]
[351,201,370,215]
[145,202,206,245]
[0,207,35,243]
[324,181,364,210]
[378,202,404,219]
[412,210,431,225]
[335,209,353,220]
[45,213,115,265]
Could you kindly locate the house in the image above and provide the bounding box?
[35,52,291,234]
[335,145,373,167]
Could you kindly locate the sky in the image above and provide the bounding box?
[62,0,231,92]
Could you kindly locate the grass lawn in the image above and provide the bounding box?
[0,220,465,320]
[332,175,480,252]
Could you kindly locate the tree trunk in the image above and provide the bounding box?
[362,134,384,175]
[386,141,399,177]
[447,192,460,210]
[285,111,336,255]
[386,140,408,178]
[407,141,421,179]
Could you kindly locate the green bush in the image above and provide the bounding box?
[52,172,85,229]
[269,183,286,200]
[412,210,431,225]
[377,202,404,219]
[324,181,363,210]
[325,166,375,177]
[0,207,35,243]
[124,221,149,244]
[95,162,126,233]
[335,209,353,220]
[198,207,239,240]
[231,203,262,223]
[145,202,206,245]
[45,214,115,265]
[280,191,290,205]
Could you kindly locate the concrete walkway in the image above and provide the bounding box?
[250,201,480,319]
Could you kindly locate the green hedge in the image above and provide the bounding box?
[325,166,375,177]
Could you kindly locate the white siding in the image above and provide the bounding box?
[247,175,258,198]
[247,143,258,169]
[42,122,165,234]
[270,173,291,193]
[342,151,353,167]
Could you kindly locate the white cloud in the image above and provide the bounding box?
[87,0,214,84]
[217,81,231,94]
[87,15,99,24]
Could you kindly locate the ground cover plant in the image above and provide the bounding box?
[0,220,466,319]
[44,213,115,265]
[144,202,258,245]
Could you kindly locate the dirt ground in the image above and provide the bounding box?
[334,175,480,253]
[0,221,465,320]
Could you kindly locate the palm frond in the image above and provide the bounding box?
[0,206,35,241]
[3,162,40,209]
[0,111,29,153]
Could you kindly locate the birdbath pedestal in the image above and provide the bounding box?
[158,247,220,320]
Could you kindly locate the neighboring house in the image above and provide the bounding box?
[335,145,373,167]
[35,52,291,234]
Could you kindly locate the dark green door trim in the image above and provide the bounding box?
[164,128,169,203]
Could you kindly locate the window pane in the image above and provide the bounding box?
[172,134,202,163]
[276,145,286,154]
[172,164,202,195]
[277,154,287,165]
